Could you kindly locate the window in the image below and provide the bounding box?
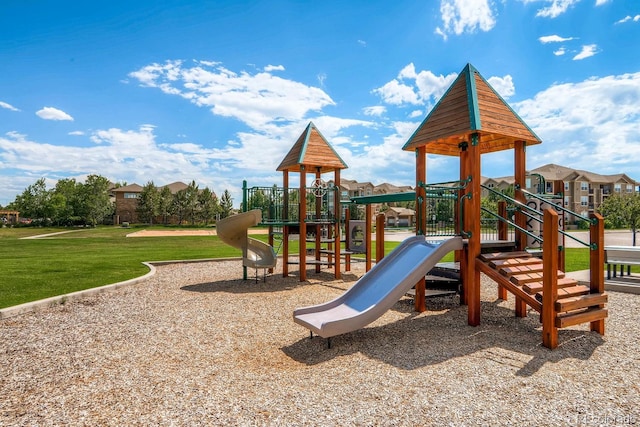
[124,193,138,199]
[564,196,569,206]
[627,184,634,193]
[615,183,621,193]
[580,182,588,191]
[564,182,569,191]
[545,182,553,193]
[580,196,588,206]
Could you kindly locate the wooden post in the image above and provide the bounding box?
[315,168,322,274]
[553,180,566,272]
[283,171,289,278]
[376,213,385,263]
[415,146,427,235]
[334,169,341,279]
[497,200,508,300]
[589,212,605,335]
[514,141,527,251]
[365,204,372,272]
[465,134,481,326]
[299,166,307,281]
[513,141,527,317]
[344,208,351,272]
[459,146,469,306]
[268,225,274,274]
[414,146,428,313]
[542,208,559,349]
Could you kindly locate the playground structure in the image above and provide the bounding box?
[229,63,608,350]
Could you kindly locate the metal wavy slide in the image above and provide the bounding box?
[216,209,277,270]
[293,235,463,339]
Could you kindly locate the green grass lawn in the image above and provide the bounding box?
[0,226,597,309]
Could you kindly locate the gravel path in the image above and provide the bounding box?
[1,261,638,426]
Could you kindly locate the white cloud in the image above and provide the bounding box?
[523,0,580,18]
[514,72,640,173]
[357,39,367,47]
[68,131,85,136]
[0,101,20,112]
[595,0,610,5]
[36,107,74,121]
[487,75,515,99]
[436,0,496,38]
[554,47,567,56]
[573,44,598,60]
[363,106,386,116]
[129,60,335,129]
[263,64,284,72]
[372,79,420,105]
[408,110,423,118]
[616,15,640,24]
[538,35,575,43]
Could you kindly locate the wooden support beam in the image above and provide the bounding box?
[315,169,322,274]
[542,208,559,350]
[334,169,341,279]
[514,141,527,252]
[415,146,427,235]
[465,134,481,326]
[283,171,289,278]
[299,167,307,281]
[365,204,372,272]
[376,213,385,263]
[589,212,605,334]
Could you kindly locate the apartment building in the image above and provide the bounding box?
[482,163,639,224]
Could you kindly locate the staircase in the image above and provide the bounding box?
[477,251,608,331]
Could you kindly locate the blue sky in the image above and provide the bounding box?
[1,0,639,206]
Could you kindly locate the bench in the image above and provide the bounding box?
[605,245,640,279]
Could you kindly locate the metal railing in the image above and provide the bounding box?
[242,182,339,224]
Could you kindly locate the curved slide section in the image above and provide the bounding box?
[217,209,277,269]
[293,235,463,338]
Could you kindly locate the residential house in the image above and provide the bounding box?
[112,181,190,224]
[384,207,415,227]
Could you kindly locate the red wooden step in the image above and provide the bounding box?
[522,277,577,295]
[555,293,608,312]
[555,308,608,328]
[479,251,531,262]
[489,257,541,269]
[511,270,566,286]
[535,285,590,302]
[500,263,543,277]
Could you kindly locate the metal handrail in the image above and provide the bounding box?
[481,207,542,244]
[481,184,595,249]
[520,188,594,224]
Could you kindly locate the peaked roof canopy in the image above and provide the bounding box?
[403,63,542,156]
[277,122,348,173]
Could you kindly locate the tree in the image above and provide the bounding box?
[599,193,640,245]
[137,181,160,224]
[79,175,113,226]
[172,190,189,225]
[183,181,200,224]
[158,186,174,225]
[12,178,53,224]
[53,178,82,225]
[220,190,233,218]
[198,187,219,224]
